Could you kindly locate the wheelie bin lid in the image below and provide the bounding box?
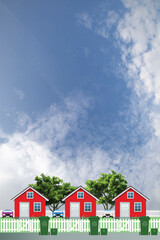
[89,216,100,220]
[139,216,150,220]
[39,216,50,220]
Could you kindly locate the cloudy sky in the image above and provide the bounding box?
[0,0,160,210]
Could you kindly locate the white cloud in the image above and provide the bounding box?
[117,0,160,100]
[107,11,119,28]
[76,12,93,30]
[116,0,160,209]
[1,90,159,210]
[74,0,160,210]
[95,10,119,39]
[1,1,160,211]
[76,10,119,39]
[0,94,116,209]
[95,25,109,39]
[14,112,31,130]
[14,88,24,100]
[84,47,90,57]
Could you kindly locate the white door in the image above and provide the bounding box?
[70,202,80,217]
[120,202,130,217]
[20,202,29,217]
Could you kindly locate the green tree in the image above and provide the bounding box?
[29,173,76,211]
[85,169,128,210]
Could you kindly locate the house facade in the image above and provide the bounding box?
[62,186,99,218]
[11,186,49,218]
[112,186,150,218]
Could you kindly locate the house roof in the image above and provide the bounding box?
[112,186,150,201]
[11,186,49,201]
[62,185,99,201]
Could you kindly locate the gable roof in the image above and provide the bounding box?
[62,185,99,201]
[112,186,150,201]
[11,186,49,201]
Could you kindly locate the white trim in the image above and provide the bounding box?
[112,186,150,201]
[77,192,84,199]
[134,202,142,212]
[62,186,99,201]
[11,186,49,201]
[27,191,34,199]
[84,202,92,212]
[127,191,134,199]
[34,202,41,212]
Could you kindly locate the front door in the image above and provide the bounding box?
[20,202,29,217]
[70,202,80,217]
[120,202,130,218]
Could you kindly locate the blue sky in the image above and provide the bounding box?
[0,0,160,210]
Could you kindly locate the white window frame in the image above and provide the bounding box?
[84,202,92,212]
[34,202,41,212]
[134,202,142,212]
[27,191,34,199]
[77,192,84,199]
[127,191,134,199]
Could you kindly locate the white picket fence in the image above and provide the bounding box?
[0,218,160,233]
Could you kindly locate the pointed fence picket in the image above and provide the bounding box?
[0,218,160,233]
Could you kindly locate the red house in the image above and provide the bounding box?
[112,186,150,218]
[62,186,99,218]
[11,186,49,218]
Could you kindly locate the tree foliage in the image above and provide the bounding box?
[29,173,76,211]
[85,169,128,210]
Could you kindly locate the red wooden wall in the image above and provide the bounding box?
[14,188,46,217]
[65,188,97,218]
[115,189,146,218]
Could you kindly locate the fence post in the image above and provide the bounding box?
[18,219,21,232]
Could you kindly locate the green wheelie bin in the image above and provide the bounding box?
[39,216,50,235]
[139,216,150,235]
[89,216,100,235]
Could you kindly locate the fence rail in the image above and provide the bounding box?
[0,218,160,233]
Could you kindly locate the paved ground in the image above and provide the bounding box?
[0,233,159,240]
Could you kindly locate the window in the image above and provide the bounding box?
[127,192,134,199]
[27,192,33,199]
[77,192,84,199]
[84,202,91,212]
[134,202,141,212]
[34,203,41,212]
